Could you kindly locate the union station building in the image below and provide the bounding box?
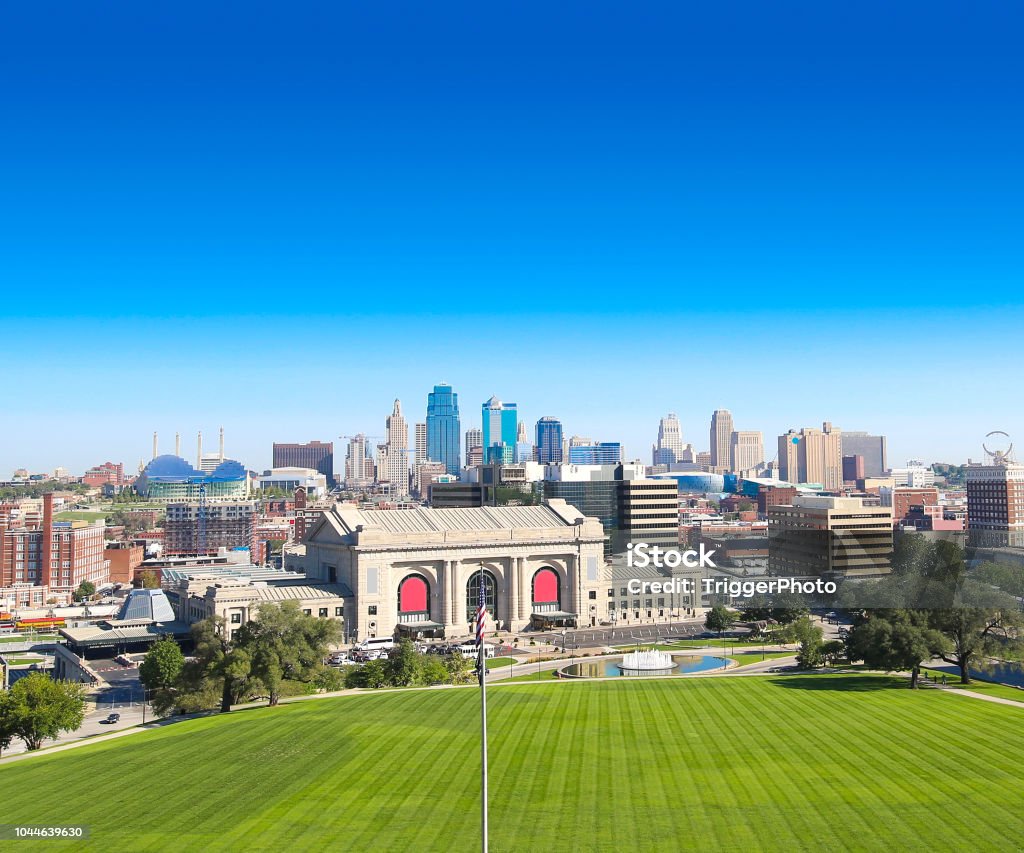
[302,500,607,639]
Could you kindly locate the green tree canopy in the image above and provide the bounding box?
[73,581,96,602]
[846,610,946,688]
[704,604,735,637]
[139,637,185,692]
[235,601,343,706]
[1,672,86,751]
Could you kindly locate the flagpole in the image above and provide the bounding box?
[478,564,489,853]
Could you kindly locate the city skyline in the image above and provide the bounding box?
[2,385,1010,477]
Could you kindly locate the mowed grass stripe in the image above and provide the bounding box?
[1,676,1023,852]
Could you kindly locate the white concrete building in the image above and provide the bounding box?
[302,499,607,639]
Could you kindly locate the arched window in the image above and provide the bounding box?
[531,568,561,613]
[466,571,497,623]
[397,574,430,621]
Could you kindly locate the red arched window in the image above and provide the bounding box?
[531,568,560,610]
[398,575,429,616]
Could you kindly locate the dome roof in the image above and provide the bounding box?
[208,459,247,481]
[141,454,204,480]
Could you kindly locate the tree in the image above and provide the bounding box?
[235,601,343,706]
[0,691,16,758]
[929,605,1024,685]
[785,615,824,668]
[1,672,86,751]
[313,666,346,692]
[705,605,734,637]
[384,638,419,687]
[176,616,239,713]
[444,652,474,685]
[740,593,808,625]
[820,640,846,667]
[138,570,160,589]
[139,637,185,713]
[846,610,946,688]
[73,581,96,602]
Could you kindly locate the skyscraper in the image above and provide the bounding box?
[344,434,375,488]
[379,399,409,494]
[465,427,483,462]
[730,430,764,472]
[535,417,564,464]
[514,420,533,462]
[653,413,684,466]
[426,384,461,475]
[840,431,888,477]
[414,423,427,466]
[778,422,843,490]
[272,441,336,487]
[482,396,518,465]
[710,409,734,471]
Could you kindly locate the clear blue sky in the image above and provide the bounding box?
[2,1,1022,474]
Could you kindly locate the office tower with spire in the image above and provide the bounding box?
[375,399,409,494]
[482,396,517,465]
[426,384,461,475]
[514,420,533,463]
[652,413,684,466]
[535,417,564,464]
[709,409,734,471]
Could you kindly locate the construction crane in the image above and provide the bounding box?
[188,478,208,555]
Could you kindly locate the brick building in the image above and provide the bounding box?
[0,494,109,599]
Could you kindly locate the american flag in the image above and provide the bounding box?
[475,575,487,648]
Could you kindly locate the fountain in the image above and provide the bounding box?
[617,649,676,673]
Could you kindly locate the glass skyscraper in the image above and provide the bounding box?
[482,396,517,465]
[426,384,461,475]
[535,417,564,464]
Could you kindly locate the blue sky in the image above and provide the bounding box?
[1,2,1022,473]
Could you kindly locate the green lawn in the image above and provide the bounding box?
[1,675,1022,851]
[730,651,794,666]
[54,511,108,522]
[0,634,58,645]
[487,656,517,667]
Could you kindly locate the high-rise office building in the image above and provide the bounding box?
[344,434,375,488]
[842,455,865,482]
[709,410,734,471]
[840,431,888,477]
[465,427,483,463]
[966,459,1024,548]
[730,430,764,472]
[778,422,843,490]
[768,496,893,577]
[273,441,335,487]
[568,443,623,465]
[378,399,409,494]
[414,423,428,466]
[482,396,518,465]
[652,413,684,466]
[514,421,533,463]
[426,384,461,475]
[536,417,564,464]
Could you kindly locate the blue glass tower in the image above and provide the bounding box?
[482,396,517,465]
[535,417,564,464]
[426,384,461,475]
